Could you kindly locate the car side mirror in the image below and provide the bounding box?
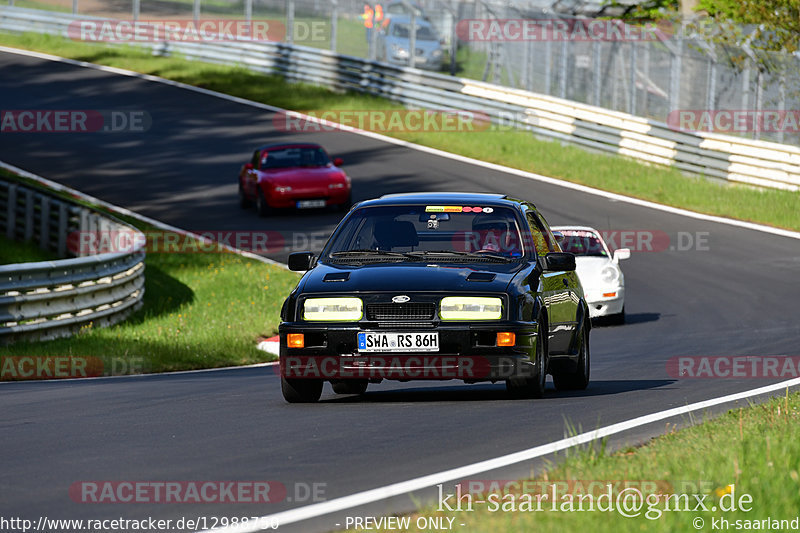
[333,157,344,166]
[288,251,315,271]
[244,163,254,171]
[544,252,576,272]
[613,248,631,262]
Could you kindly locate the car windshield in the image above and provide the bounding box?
[260,146,330,169]
[323,204,526,262]
[558,230,608,257]
[391,23,437,41]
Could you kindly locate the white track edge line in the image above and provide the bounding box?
[1,45,799,242]
[204,377,800,532]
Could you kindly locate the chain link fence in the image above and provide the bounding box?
[7,0,799,144]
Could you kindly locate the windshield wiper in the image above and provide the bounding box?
[405,250,512,262]
[330,250,417,259]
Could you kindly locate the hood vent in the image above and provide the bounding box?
[466,272,496,282]
[323,272,350,282]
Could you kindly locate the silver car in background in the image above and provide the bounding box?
[376,14,443,71]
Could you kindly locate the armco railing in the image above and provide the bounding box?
[1,5,798,191]
[0,170,145,344]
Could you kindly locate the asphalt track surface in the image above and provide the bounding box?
[2,50,800,532]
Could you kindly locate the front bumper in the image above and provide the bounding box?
[278,322,540,382]
[585,287,625,318]
[266,188,350,209]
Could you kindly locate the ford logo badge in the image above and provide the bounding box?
[392,295,411,303]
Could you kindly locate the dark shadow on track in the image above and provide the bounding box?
[321,379,675,403]
[593,312,662,327]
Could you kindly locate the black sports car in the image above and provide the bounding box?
[278,192,590,402]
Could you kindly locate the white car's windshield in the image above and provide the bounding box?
[558,230,608,257]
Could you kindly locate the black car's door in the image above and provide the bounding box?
[524,207,581,355]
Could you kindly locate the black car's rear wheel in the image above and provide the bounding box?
[506,321,547,399]
[552,319,590,391]
[331,380,368,395]
[281,377,323,403]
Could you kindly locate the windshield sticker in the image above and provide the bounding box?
[560,230,595,238]
[425,206,494,213]
[425,205,463,213]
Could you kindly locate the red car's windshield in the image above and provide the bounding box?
[261,147,331,169]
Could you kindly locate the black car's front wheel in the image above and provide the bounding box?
[281,377,323,403]
[506,321,547,399]
[552,319,590,391]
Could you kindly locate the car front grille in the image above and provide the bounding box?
[366,303,436,321]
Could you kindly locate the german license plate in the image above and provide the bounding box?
[357,332,439,352]
[296,199,326,209]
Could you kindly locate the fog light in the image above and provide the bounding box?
[287,333,305,348]
[496,332,515,347]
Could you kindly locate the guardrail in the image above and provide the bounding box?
[1,5,798,191]
[0,168,145,344]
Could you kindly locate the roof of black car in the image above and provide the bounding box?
[355,192,529,209]
[256,142,322,151]
[365,192,515,207]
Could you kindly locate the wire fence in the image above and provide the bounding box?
[7,0,800,145]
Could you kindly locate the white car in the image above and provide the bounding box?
[552,226,630,324]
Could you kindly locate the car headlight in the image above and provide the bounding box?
[432,49,442,57]
[303,297,362,321]
[440,296,502,320]
[601,266,620,284]
[392,44,409,58]
[328,183,345,189]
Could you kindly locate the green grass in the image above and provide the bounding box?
[0,234,59,264]
[1,31,797,231]
[369,391,800,532]
[0,171,300,376]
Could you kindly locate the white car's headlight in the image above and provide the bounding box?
[601,266,620,284]
[440,297,502,320]
[303,297,362,321]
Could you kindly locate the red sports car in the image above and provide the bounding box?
[238,143,351,215]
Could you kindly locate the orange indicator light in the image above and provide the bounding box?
[287,333,305,348]
[496,332,516,347]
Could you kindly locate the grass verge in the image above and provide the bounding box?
[0,169,299,377]
[0,31,797,231]
[369,390,800,532]
[0,234,59,264]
